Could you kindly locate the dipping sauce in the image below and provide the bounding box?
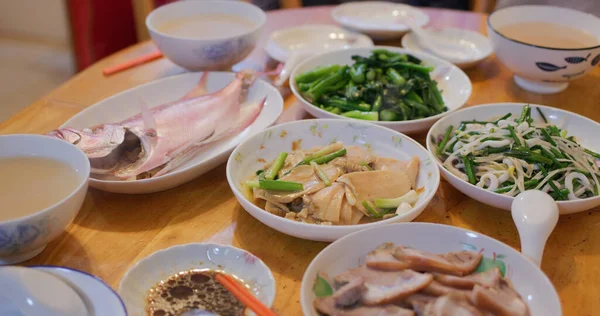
[498,22,599,49]
[146,270,245,316]
[0,156,80,221]
[156,14,256,39]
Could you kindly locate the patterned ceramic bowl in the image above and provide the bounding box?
[488,5,600,94]
[0,135,89,265]
[146,0,265,71]
[118,243,275,315]
[226,119,440,242]
[301,223,561,316]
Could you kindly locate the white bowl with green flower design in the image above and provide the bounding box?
[301,223,561,315]
[225,119,440,242]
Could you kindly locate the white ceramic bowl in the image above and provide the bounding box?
[61,72,283,194]
[332,2,429,40]
[265,24,373,63]
[487,5,600,94]
[226,119,440,242]
[118,243,275,315]
[301,223,561,316]
[33,266,127,316]
[402,27,492,69]
[426,103,600,214]
[0,135,89,264]
[290,47,472,134]
[146,0,266,71]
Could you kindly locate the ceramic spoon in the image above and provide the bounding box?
[274,50,314,87]
[0,266,88,316]
[401,17,472,62]
[511,190,560,267]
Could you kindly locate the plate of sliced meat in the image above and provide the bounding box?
[301,222,561,316]
[49,71,283,194]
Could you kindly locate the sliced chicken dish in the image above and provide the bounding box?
[313,243,530,316]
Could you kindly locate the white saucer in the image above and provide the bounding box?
[265,24,373,63]
[33,266,127,316]
[332,1,429,40]
[402,27,492,69]
[0,266,88,316]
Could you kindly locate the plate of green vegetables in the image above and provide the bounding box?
[290,46,471,133]
[427,103,600,214]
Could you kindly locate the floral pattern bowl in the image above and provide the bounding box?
[300,223,561,316]
[226,119,440,242]
[146,0,265,71]
[118,243,275,315]
[0,135,89,265]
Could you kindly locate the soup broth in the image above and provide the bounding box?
[156,14,256,39]
[0,156,80,221]
[497,22,599,49]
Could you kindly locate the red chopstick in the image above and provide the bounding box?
[102,50,163,76]
[215,273,277,316]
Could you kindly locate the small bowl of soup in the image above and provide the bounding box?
[146,0,266,71]
[487,5,600,94]
[0,134,89,264]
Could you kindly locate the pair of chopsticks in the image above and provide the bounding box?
[102,50,163,76]
[215,273,277,316]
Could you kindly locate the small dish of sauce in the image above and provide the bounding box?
[146,270,246,316]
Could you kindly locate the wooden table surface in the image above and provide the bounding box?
[2,6,600,316]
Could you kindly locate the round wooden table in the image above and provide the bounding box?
[1,6,599,316]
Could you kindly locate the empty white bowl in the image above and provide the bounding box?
[402,27,492,69]
[146,0,266,70]
[426,103,600,214]
[290,47,472,134]
[118,243,275,315]
[487,5,600,94]
[226,119,440,242]
[332,1,429,40]
[0,135,89,264]
[300,223,561,316]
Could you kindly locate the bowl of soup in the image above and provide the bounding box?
[487,5,600,94]
[0,134,89,264]
[146,0,266,71]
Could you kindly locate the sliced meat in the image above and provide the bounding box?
[254,164,341,203]
[339,198,364,225]
[470,279,530,316]
[264,201,288,216]
[393,246,483,276]
[335,266,433,305]
[434,267,502,289]
[309,183,346,223]
[424,293,483,316]
[332,277,365,307]
[314,296,415,316]
[405,294,437,316]
[331,157,371,173]
[337,170,412,214]
[422,280,471,298]
[373,156,420,188]
[366,243,410,271]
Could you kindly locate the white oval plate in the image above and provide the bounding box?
[33,266,127,316]
[265,24,373,63]
[61,72,283,194]
[402,27,493,69]
[332,1,429,40]
[226,119,440,242]
[118,243,275,315]
[427,103,600,214]
[301,223,561,316]
[290,47,472,134]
